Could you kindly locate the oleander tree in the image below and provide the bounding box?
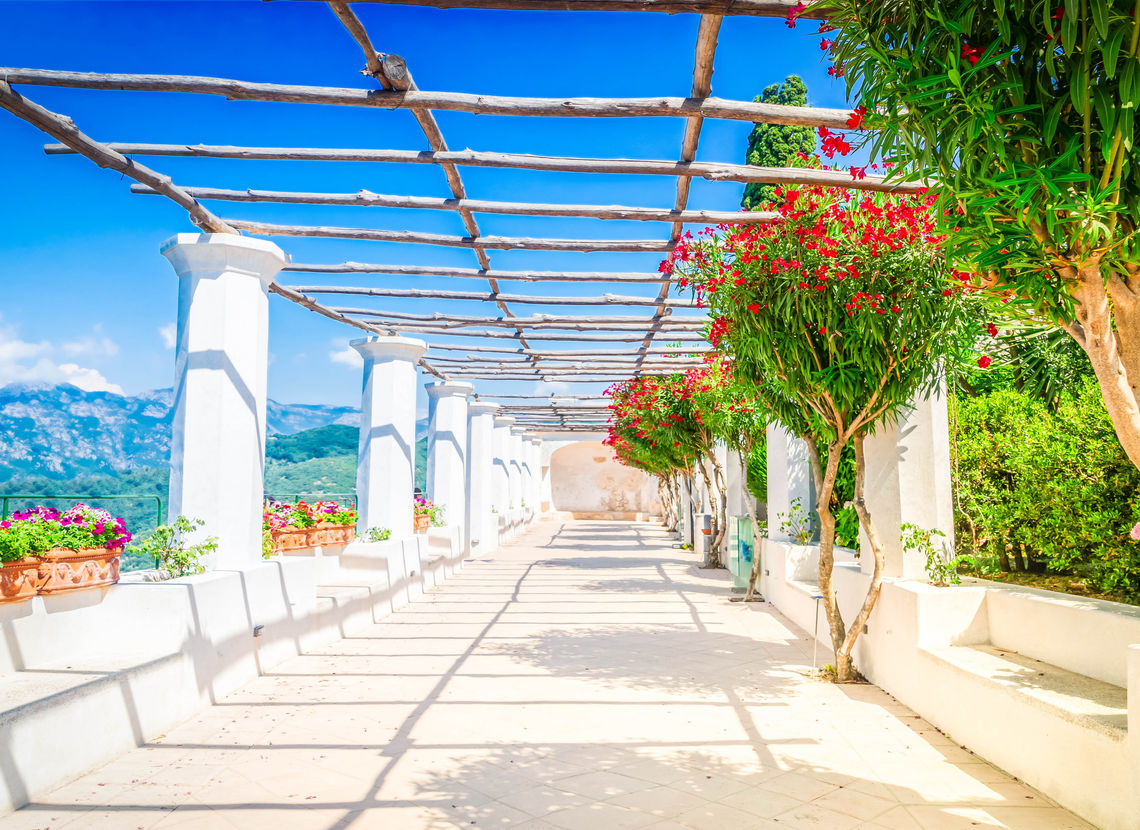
[683,357,771,600]
[802,0,1140,471]
[605,373,728,567]
[668,176,980,681]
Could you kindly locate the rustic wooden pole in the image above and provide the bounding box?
[228,219,673,252]
[286,262,668,283]
[285,284,697,307]
[5,67,853,125]
[281,0,823,16]
[53,143,918,192]
[130,184,777,224]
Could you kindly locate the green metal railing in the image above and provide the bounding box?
[0,493,165,571]
[1,493,163,527]
[263,492,358,510]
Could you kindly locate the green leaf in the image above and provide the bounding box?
[1090,0,1109,41]
[1103,26,1126,79]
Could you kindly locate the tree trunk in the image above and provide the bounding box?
[697,458,722,569]
[838,434,887,683]
[706,450,729,556]
[741,443,767,602]
[805,439,846,675]
[1072,266,1140,470]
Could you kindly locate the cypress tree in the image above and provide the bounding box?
[741,75,817,211]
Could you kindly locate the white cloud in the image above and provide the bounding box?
[330,338,362,368]
[158,323,177,349]
[0,318,123,394]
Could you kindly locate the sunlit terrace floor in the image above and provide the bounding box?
[3,520,1092,830]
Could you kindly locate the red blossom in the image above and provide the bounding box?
[961,42,984,67]
[850,166,867,181]
[846,105,867,130]
[977,356,993,369]
[785,1,805,28]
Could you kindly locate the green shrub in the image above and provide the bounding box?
[129,516,216,579]
[953,378,1140,599]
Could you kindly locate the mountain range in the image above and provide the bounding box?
[0,383,360,481]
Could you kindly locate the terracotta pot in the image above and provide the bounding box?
[38,547,121,595]
[308,522,355,547]
[0,558,43,604]
[271,527,310,552]
[413,513,431,534]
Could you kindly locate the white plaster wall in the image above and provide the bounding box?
[548,440,661,515]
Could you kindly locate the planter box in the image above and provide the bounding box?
[271,527,310,552]
[38,546,122,595]
[307,522,355,548]
[413,514,430,534]
[0,558,43,604]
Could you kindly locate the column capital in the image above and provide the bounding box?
[469,401,499,416]
[351,335,427,363]
[493,416,516,429]
[425,380,473,400]
[161,233,288,285]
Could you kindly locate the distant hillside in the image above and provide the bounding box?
[0,383,358,482]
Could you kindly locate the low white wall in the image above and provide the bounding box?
[0,529,472,815]
[760,539,1140,830]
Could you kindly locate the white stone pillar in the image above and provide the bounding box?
[766,423,816,543]
[509,426,526,511]
[162,233,287,570]
[466,401,498,554]
[528,438,543,514]
[491,416,515,515]
[860,382,955,578]
[425,381,472,534]
[352,336,427,539]
[726,448,746,518]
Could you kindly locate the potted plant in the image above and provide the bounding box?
[413,498,442,534]
[0,504,131,598]
[0,513,48,603]
[263,499,356,556]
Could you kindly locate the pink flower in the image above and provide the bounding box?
[1131,522,1140,542]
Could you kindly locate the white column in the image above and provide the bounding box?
[528,438,543,514]
[425,381,472,533]
[766,423,816,543]
[162,233,287,570]
[861,381,955,578]
[466,401,498,554]
[492,416,515,514]
[726,448,745,518]
[352,336,427,539]
[509,426,526,510]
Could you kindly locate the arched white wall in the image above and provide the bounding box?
[548,440,660,517]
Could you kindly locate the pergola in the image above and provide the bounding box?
[0,0,908,437]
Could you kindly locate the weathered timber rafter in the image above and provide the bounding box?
[129,184,778,224]
[228,219,673,252]
[4,67,853,125]
[50,144,917,192]
[280,0,823,16]
[285,285,697,307]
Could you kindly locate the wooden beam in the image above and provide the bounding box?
[228,219,672,251]
[282,0,822,15]
[6,68,853,126]
[328,1,387,84]
[425,343,710,357]
[130,184,777,224]
[360,326,706,342]
[640,13,720,371]
[51,144,919,193]
[333,308,705,329]
[286,262,667,284]
[286,284,697,307]
[0,82,235,235]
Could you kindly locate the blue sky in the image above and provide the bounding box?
[0,0,853,410]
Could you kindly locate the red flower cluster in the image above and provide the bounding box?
[818,126,852,159]
[961,42,984,66]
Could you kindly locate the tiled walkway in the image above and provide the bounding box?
[4,521,1092,830]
